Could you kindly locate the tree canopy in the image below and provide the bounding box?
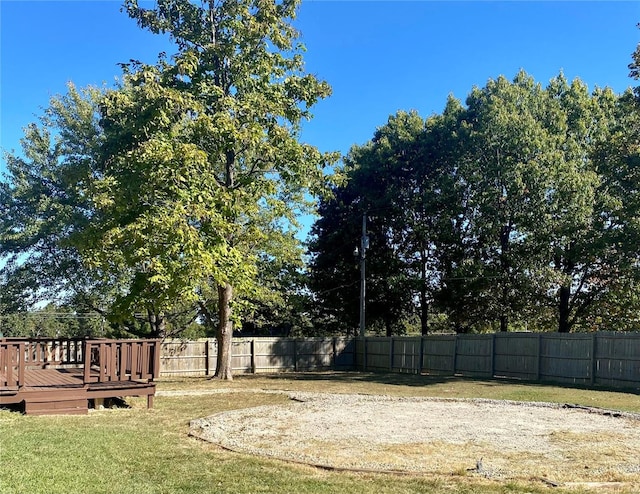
[308,71,640,334]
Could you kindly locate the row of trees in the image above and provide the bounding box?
[0,304,105,339]
[308,71,640,335]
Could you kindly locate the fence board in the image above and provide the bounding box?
[595,333,640,387]
[539,334,593,384]
[392,337,421,374]
[334,338,356,370]
[494,333,538,379]
[455,335,493,377]
[253,338,295,372]
[231,339,253,373]
[295,339,334,370]
[365,338,391,371]
[422,335,456,376]
[354,339,365,370]
[161,340,209,376]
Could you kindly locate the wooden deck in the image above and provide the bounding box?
[0,338,160,415]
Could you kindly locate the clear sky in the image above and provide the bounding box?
[1,1,639,230]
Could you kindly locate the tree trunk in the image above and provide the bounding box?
[556,247,575,333]
[558,284,571,333]
[420,253,429,335]
[499,314,508,333]
[499,222,511,332]
[214,283,234,380]
[148,310,165,338]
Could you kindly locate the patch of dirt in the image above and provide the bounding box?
[189,392,640,486]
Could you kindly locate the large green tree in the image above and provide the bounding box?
[0,85,119,320]
[0,83,213,339]
[1,0,335,379]
[343,111,433,335]
[307,184,364,335]
[342,109,465,335]
[109,0,335,378]
[457,73,548,331]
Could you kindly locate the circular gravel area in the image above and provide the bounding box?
[189,392,640,483]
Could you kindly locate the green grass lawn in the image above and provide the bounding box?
[1,373,638,494]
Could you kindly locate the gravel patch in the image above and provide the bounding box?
[189,392,640,483]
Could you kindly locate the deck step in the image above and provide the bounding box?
[24,398,88,415]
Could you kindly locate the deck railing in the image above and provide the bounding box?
[0,341,25,389]
[0,338,161,391]
[83,339,161,384]
[1,337,85,367]
[31,338,84,367]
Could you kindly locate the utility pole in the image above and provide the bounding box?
[359,212,369,338]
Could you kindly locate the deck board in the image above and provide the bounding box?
[22,368,85,388]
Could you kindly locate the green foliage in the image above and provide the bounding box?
[307,184,362,335]
[240,252,314,336]
[309,70,640,334]
[628,23,640,98]
[1,85,106,309]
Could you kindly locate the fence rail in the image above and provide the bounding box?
[161,333,640,390]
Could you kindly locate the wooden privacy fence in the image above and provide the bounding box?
[161,337,355,376]
[359,332,640,389]
[161,333,640,390]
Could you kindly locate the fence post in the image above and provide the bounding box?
[590,332,597,386]
[293,338,298,372]
[204,340,210,376]
[352,336,357,370]
[332,337,337,370]
[418,336,424,375]
[536,333,542,381]
[490,333,496,378]
[251,338,256,374]
[451,335,458,376]
[362,336,367,372]
[389,336,394,371]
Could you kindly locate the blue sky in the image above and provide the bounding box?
[1,1,639,232]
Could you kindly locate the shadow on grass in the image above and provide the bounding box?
[242,370,640,396]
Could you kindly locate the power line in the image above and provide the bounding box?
[0,312,103,319]
[314,281,359,296]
